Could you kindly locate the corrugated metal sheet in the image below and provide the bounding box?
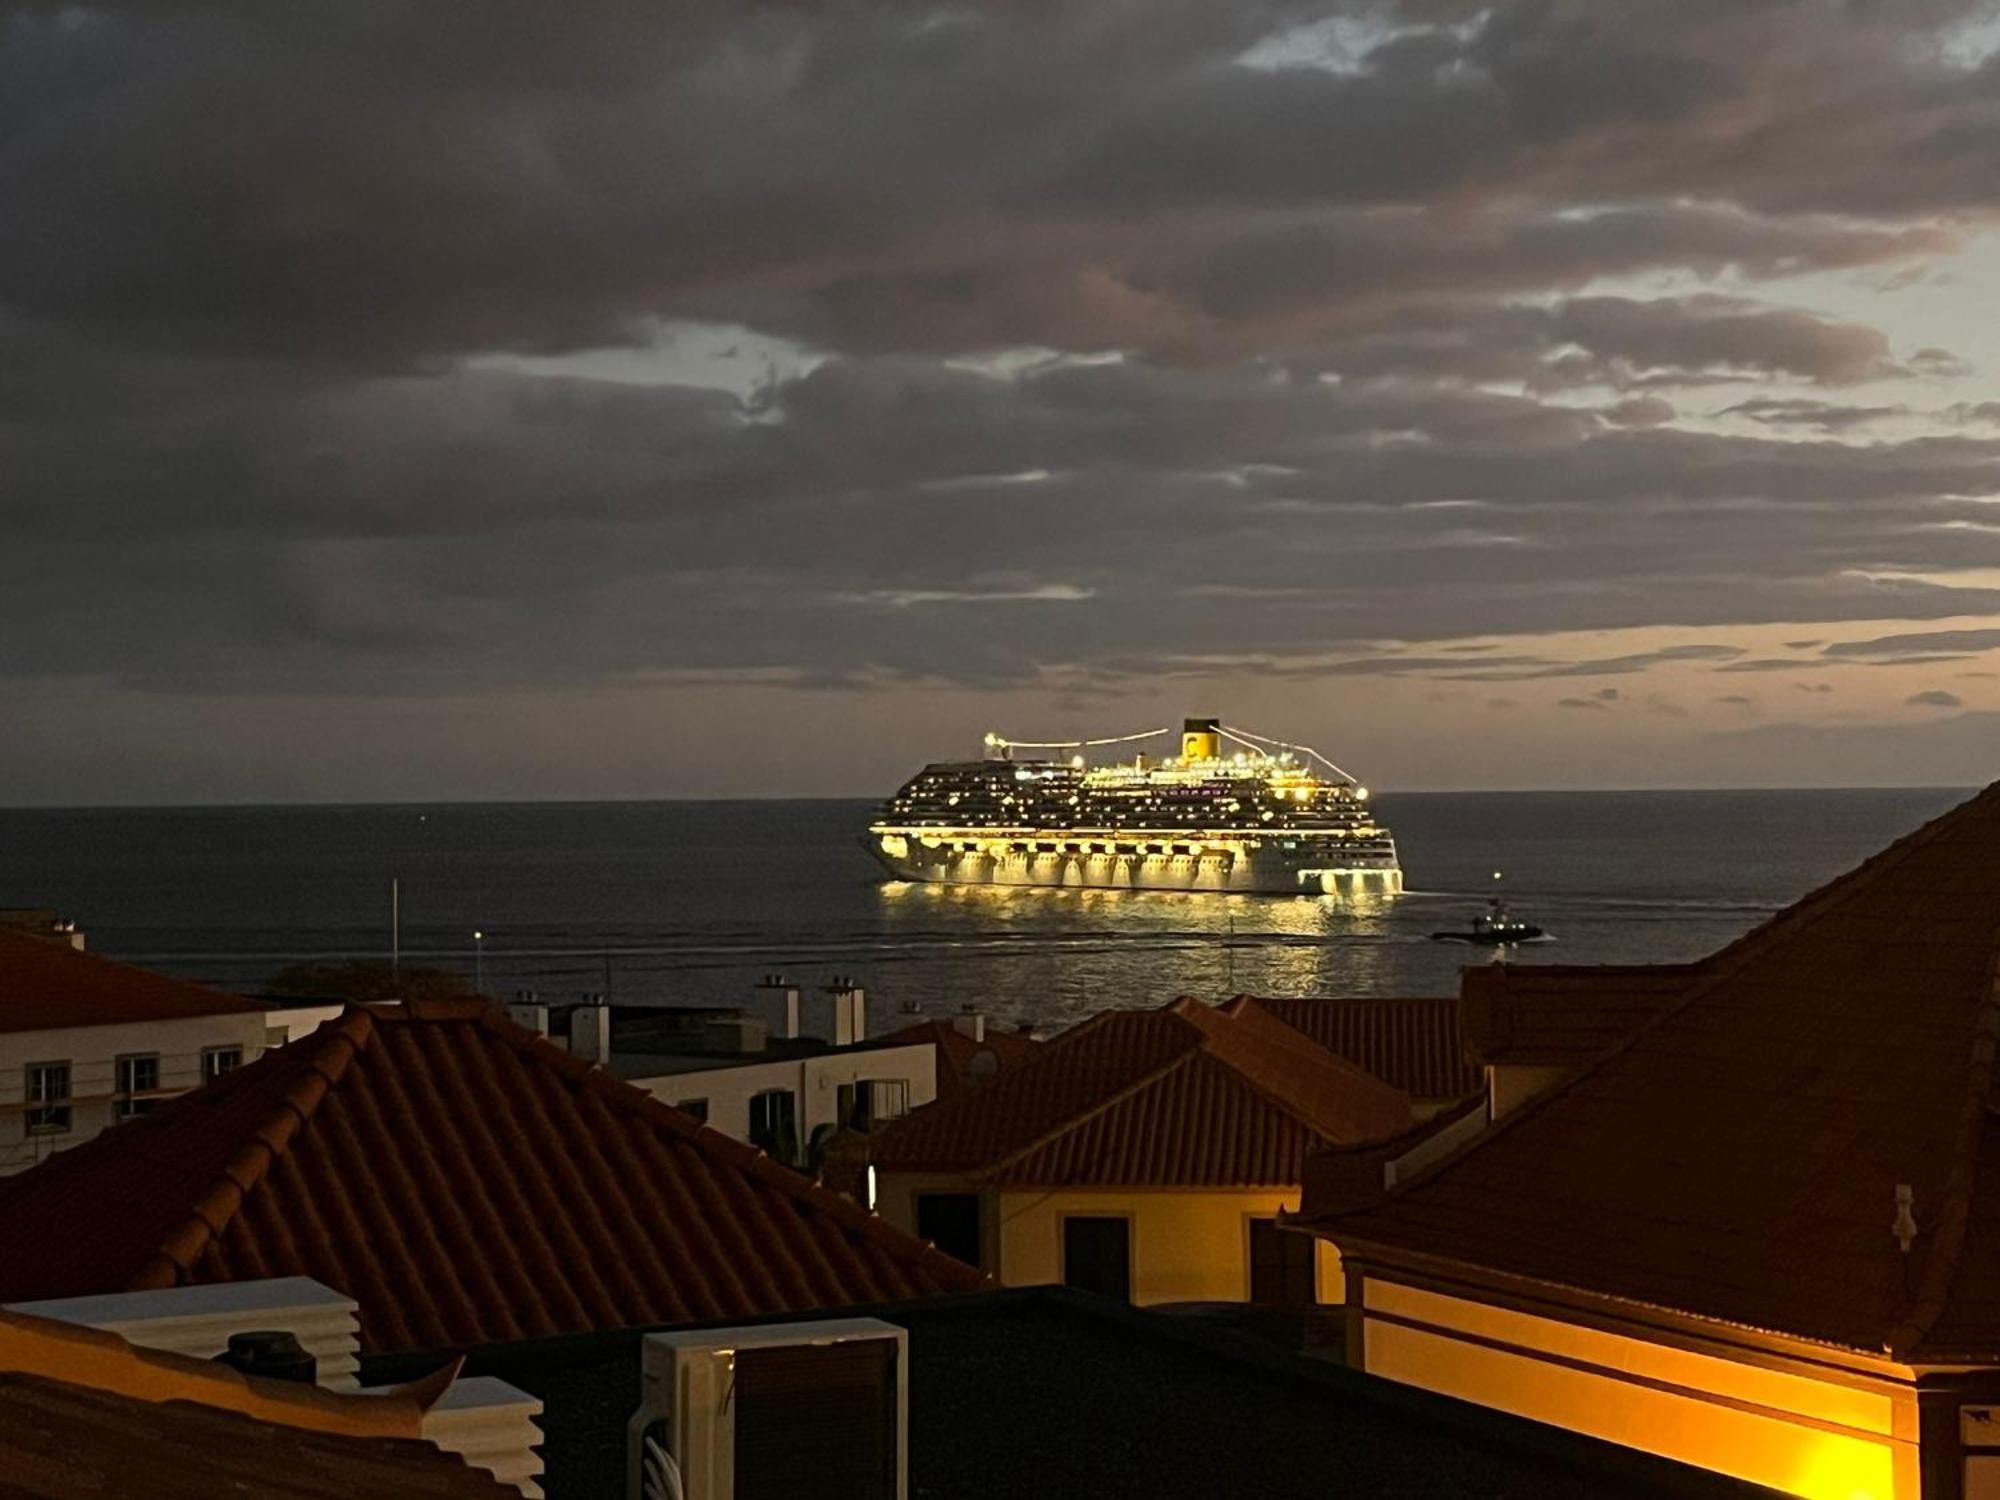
[0,1002,982,1353]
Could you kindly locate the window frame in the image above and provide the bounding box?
[747,1087,800,1163]
[1247,1215,1319,1309]
[200,1045,244,1083]
[915,1191,984,1270]
[24,1061,71,1137]
[115,1052,162,1119]
[1059,1212,1134,1303]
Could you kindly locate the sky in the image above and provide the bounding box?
[8,1,2000,802]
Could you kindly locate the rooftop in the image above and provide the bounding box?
[370,1288,1780,1500]
[1239,993,1482,1099]
[0,1000,983,1353]
[0,1304,513,1500]
[870,996,1412,1187]
[1304,779,2000,1360]
[873,1017,1041,1098]
[0,927,267,1034]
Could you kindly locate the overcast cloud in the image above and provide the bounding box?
[8,0,2000,798]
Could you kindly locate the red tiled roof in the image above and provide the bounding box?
[1459,963,1703,1064]
[1241,995,1482,1099]
[0,930,266,1033]
[0,1372,517,1500]
[1305,781,2000,1359]
[871,997,1414,1188]
[0,1001,982,1353]
[874,1019,1041,1098]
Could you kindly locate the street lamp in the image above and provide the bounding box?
[473,930,485,994]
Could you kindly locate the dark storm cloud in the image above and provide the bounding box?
[8,0,2000,785]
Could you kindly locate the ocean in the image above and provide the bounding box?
[0,788,1966,1034]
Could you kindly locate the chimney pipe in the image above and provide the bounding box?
[954,1005,986,1043]
[757,972,803,1040]
[214,1330,317,1385]
[824,976,866,1047]
[572,1000,612,1064]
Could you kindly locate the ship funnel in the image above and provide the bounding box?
[1181,717,1221,762]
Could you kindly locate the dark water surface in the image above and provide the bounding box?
[0,789,1966,1033]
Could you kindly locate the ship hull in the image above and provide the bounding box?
[864,831,1402,897]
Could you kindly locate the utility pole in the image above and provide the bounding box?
[391,877,400,978]
[474,930,485,994]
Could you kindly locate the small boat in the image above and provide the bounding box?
[1431,900,1546,946]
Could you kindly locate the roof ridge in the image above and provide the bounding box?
[971,1012,1211,1183]
[131,1009,376,1289]
[458,1003,986,1286]
[1209,998,1413,1135]
[1319,782,2000,1215]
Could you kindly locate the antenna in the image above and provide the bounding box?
[390,877,400,977]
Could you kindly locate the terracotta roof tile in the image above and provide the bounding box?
[1241,994,1482,1099]
[0,1001,982,1353]
[871,998,1413,1188]
[0,1372,517,1500]
[0,930,267,1033]
[1459,963,1703,1064]
[873,1019,1041,1098]
[1304,781,2000,1358]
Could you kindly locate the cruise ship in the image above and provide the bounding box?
[865,718,1402,896]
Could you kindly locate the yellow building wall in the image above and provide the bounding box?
[995,1188,1343,1306]
[1359,1279,1918,1500]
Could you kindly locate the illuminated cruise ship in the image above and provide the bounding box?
[866,718,1402,896]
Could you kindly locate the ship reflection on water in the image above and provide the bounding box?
[871,879,1408,1030]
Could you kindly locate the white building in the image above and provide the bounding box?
[524,977,941,1169]
[0,924,279,1174]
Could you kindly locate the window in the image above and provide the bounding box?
[837,1078,911,1133]
[676,1097,709,1124]
[748,1089,799,1164]
[1062,1216,1131,1302]
[916,1193,982,1269]
[201,1046,244,1083]
[25,1063,70,1136]
[115,1053,160,1119]
[869,1079,910,1124]
[1249,1218,1318,1309]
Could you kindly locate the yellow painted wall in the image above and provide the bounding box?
[994,1188,1342,1306]
[874,1175,1341,1303]
[1358,1278,1919,1500]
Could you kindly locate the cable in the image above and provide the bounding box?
[1218,723,1358,785]
[986,727,1170,751]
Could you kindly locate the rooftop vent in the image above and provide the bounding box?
[214,1329,316,1384]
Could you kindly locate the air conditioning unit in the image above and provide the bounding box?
[627,1318,907,1500]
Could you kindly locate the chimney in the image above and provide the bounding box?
[506,994,549,1038]
[572,1000,612,1064]
[757,972,803,1040]
[952,1005,986,1043]
[825,976,866,1047]
[214,1330,317,1385]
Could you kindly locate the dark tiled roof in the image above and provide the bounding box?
[871,998,1412,1187]
[1307,781,2000,1358]
[0,929,267,1033]
[0,1371,517,1500]
[412,1290,1780,1500]
[0,1001,982,1353]
[1459,962,1702,1064]
[1241,994,1482,1098]
[873,1019,1041,1098]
